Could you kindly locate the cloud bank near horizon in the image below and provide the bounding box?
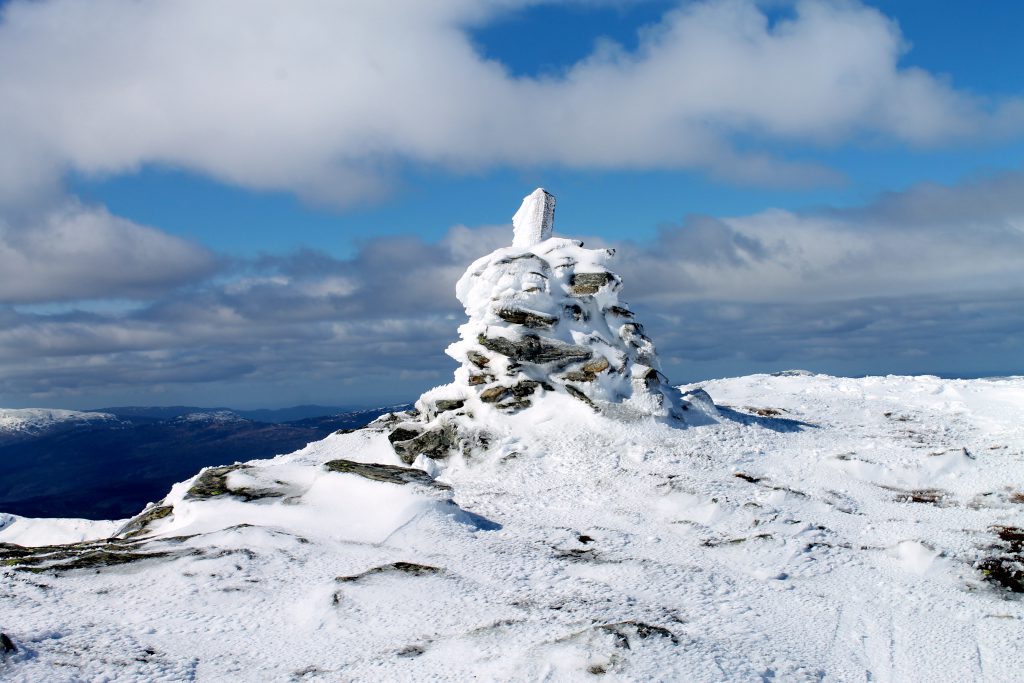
[3,171,1022,406]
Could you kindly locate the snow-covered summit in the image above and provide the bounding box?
[172,410,249,424]
[385,189,711,466]
[0,408,117,436]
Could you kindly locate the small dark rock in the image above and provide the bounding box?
[494,307,559,329]
[116,504,174,538]
[598,621,679,648]
[479,385,511,403]
[1,633,15,654]
[466,351,490,368]
[510,380,542,398]
[570,272,612,295]
[387,426,422,444]
[563,357,610,382]
[565,385,597,410]
[433,399,465,414]
[389,425,456,464]
[977,525,1024,593]
[564,303,587,322]
[336,562,443,583]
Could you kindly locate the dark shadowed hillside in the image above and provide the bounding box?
[0,406,409,519]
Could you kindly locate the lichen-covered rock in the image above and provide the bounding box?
[494,307,559,329]
[324,459,450,490]
[569,271,613,296]
[389,424,456,464]
[478,334,592,366]
[115,504,174,538]
[184,464,285,502]
[185,465,248,500]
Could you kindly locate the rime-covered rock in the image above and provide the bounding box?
[512,188,556,247]
[387,189,713,463]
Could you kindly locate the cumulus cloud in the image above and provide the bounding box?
[0,201,216,304]
[2,172,1023,406]
[0,0,1021,206]
[617,171,1024,303]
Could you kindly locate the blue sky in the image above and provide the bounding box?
[1,0,1023,409]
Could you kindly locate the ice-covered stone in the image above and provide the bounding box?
[512,188,556,248]
[387,190,714,462]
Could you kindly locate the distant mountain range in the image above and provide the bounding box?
[0,404,411,520]
[91,404,360,424]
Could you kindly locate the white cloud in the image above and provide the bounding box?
[0,0,1020,206]
[617,170,1024,303]
[2,171,1024,405]
[0,201,216,304]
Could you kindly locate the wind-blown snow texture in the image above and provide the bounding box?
[1,374,1022,681]
[1,193,1022,681]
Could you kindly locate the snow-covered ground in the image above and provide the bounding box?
[1,373,1022,682]
[0,408,117,436]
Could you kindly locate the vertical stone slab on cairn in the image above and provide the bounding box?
[512,188,556,247]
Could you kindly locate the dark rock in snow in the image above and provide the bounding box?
[598,621,679,648]
[387,426,422,444]
[478,334,592,365]
[323,459,449,489]
[184,464,283,502]
[388,425,456,464]
[433,399,465,414]
[185,465,249,500]
[335,561,443,582]
[116,504,174,538]
[466,351,490,368]
[494,307,559,329]
[569,271,612,295]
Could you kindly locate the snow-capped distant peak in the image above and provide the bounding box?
[173,410,248,424]
[0,408,117,435]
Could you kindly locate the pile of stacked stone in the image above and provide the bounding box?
[385,188,703,465]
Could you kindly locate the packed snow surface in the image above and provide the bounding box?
[0,514,122,546]
[2,373,1023,681]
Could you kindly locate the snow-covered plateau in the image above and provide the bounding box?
[1,373,1022,681]
[1,191,1021,681]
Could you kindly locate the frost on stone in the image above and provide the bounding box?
[387,188,711,465]
[512,188,556,248]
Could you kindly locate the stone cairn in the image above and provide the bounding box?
[385,188,706,464]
